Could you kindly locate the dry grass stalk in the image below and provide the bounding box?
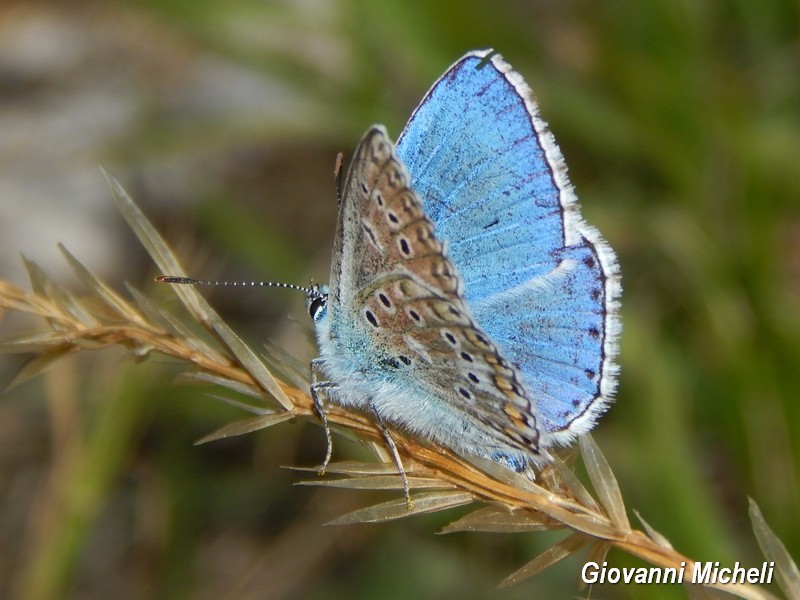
[1,175,796,598]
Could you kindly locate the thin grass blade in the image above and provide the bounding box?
[579,541,612,590]
[194,411,295,444]
[580,434,631,532]
[549,454,602,513]
[466,454,550,494]
[58,244,143,325]
[260,338,312,391]
[441,506,558,533]
[176,371,265,399]
[635,509,674,550]
[126,284,181,333]
[326,491,474,525]
[498,531,589,588]
[286,461,412,476]
[23,257,97,328]
[128,282,225,355]
[7,346,76,389]
[201,394,270,416]
[0,332,68,354]
[749,498,800,600]
[297,475,452,491]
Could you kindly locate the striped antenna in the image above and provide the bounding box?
[156,275,317,297]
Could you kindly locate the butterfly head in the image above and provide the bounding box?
[306,283,329,323]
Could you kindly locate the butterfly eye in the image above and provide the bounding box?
[309,295,327,321]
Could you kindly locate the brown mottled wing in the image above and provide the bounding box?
[332,126,540,453]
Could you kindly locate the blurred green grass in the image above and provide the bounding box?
[2,0,798,598]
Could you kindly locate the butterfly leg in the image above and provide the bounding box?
[368,401,413,509]
[310,358,335,475]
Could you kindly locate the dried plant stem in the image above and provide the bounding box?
[1,176,794,597]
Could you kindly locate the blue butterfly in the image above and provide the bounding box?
[307,49,620,480]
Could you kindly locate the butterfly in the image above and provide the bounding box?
[306,48,621,486]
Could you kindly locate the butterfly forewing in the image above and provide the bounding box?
[397,50,621,442]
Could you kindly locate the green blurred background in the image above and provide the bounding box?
[1,1,798,598]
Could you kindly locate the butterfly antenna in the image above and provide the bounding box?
[155,275,316,296]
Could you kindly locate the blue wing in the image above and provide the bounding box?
[396,50,621,441]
